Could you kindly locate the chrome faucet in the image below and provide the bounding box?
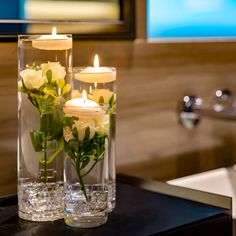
[179,89,236,129]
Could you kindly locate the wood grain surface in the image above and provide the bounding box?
[1,40,236,196]
[2,0,236,195]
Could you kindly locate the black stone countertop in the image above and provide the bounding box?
[0,175,232,236]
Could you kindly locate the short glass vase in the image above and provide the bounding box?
[63,101,109,228]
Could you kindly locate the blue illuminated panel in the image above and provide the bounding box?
[0,0,18,18]
[147,0,236,38]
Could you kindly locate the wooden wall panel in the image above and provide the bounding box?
[1,40,236,195]
[0,43,18,196]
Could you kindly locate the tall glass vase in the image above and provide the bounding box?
[17,33,72,221]
[63,100,109,227]
[73,66,116,212]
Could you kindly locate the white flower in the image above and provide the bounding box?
[72,118,96,142]
[95,114,110,135]
[20,69,46,89]
[90,89,113,104]
[63,127,74,142]
[41,62,66,82]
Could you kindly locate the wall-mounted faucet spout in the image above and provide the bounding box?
[179,89,236,129]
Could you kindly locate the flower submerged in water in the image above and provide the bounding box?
[20,69,46,89]
[63,110,109,201]
[41,62,66,83]
[18,61,71,183]
[72,118,96,142]
[63,127,74,143]
[90,89,113,104]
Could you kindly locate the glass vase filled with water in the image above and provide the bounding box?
[18,31,72,221]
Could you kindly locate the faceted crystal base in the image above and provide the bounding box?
[18,181,64,222]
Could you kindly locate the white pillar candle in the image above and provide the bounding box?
[32,27,72,50]
[74,55,116,83]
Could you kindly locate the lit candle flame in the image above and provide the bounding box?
[89,85,92,94]
[52,27,57,36]
[94,54,99,68]
[94,82,97,89]
[82,90,87,104]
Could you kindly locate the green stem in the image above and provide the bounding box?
[44,139,48,183]
[38,142,63,164]
[28,93,39,109]
[76,161,88,201]
[45,142,63,164]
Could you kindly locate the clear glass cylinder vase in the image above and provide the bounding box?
[73,67,116,212]
[63,101,110,227]
[18,34,72,221]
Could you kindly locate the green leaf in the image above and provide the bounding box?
[63,116,74,128]
[109,94,115,108]
[94,133,106,139]
[57,78,65,89]
[84,127,90,141]
[68,140,79,153]
[80,156,90,169]
[72,127,78,139]
[38,95,56,116]
[18,86,27,93]
[44,82,54,89]
[82,139,97,153]
[46,69,52,83]
[30,88,44,96]
[30,130,44,152]
[62,84,71,96]
[85,149,97,156]
[98,96,104,105]
[21,79,26,89]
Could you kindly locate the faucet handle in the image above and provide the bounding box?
[179,95,202,129]
[213,89,234,112]
[179,90,236,130]
[215,89,232,101]
[182,95,203,112]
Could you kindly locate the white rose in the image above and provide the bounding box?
[95,114,110,135]
[63,127,74,143]
[72,118,96,142]
[41,62,66,82]
[91,89,113,104]
[20,69,46,89]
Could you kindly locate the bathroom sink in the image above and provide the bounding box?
[168,166,236,218]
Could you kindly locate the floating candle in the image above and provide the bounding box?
[63,90,102,117]
[74,54,116,83]
[32,27,72,50]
